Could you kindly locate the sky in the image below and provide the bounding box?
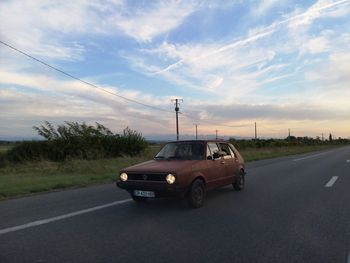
[1,0,350,140]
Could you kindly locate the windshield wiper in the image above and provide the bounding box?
[154,156,165,159]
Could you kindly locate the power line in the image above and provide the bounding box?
[0,40,173,114]
[0,39,251,129]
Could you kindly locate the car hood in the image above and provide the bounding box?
[121,159,201,174]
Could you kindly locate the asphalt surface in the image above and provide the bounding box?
[0,146,349,263]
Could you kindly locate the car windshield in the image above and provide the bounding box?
[155,142,204,160]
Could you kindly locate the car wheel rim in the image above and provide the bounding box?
[193,187,203,204]
[240,174,244,186]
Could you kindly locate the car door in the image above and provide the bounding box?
[205,142,227,189]
[218,143,239,185]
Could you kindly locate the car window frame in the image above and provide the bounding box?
[207,142,220,160]
[206,144,213,160]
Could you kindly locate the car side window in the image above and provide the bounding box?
[219,143,232,159]
[207,143,219,159]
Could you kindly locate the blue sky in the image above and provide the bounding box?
[1,0,350,139]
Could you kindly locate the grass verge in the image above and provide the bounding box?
[0,145,14,154]
[0,144,341,200]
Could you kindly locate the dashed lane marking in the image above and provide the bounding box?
[0,198,132,235]
[325,176,338,188]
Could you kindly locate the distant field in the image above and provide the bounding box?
[0,144,341,200]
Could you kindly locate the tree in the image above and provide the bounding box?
[329,133,333,142]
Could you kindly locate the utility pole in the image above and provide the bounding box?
[254,122,257,140]
[215,129,218,140]
[171,98,183,141]
[195,123,199,140]
[288,128,291,139]
[322,133,324,141]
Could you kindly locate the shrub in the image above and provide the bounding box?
[5,122,148,162]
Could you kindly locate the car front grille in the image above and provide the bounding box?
[128,173,167,182]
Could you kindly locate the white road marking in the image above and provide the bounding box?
[346,160,350,163]
[348,250,350,263]
[0,198,132,235]
[325,176,338,188]
[293,151,333,162]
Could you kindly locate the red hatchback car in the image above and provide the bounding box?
[117,140,246,208]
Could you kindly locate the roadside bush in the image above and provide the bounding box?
[5,122,148,162]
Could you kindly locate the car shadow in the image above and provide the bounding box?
[124,185,240,213]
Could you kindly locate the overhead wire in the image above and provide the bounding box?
[0,39,250,129]
[0,40,173,114]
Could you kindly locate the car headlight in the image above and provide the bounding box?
[120,172,128,182]
[166,173,176,184]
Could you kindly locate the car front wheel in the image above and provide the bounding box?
[233,170,245,191]
[186,179,206,208]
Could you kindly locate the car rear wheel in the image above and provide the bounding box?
[131,195,148,202]
[233,170,245,191]
[186,179,206,208]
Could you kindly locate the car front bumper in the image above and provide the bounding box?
[116,180,187,198]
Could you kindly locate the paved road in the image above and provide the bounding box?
[0,146,349,263]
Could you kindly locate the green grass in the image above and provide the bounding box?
[0,144,342,200]
[0,145,14,153]
[0,145,160,200]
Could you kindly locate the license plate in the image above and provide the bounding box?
[134,190,155,198]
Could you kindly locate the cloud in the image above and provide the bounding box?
[113,1,199,42]
[155,0,350,74]
[0,69,175,137]
[1,1,350,139]
[306,51,350,90]
[0,0,96,60]
[204,103,348,122]
[119,0,350,111]
[0,0,199,64]
[252,0,286,16]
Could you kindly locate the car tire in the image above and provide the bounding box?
[131,195,148,202]
[186,179,206,208]
[233,170,245,191]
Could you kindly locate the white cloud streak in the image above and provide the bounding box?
[156,0,350,74]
